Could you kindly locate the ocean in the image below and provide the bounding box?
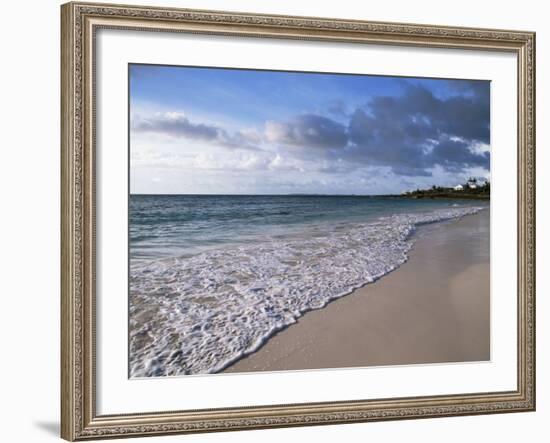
[129,195,487,377]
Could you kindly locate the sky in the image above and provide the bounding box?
[129,64,490,195]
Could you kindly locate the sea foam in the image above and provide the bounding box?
[130,206,483,377]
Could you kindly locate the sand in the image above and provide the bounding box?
[224,209,490,373]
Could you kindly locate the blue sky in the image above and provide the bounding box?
[130,64,490,195]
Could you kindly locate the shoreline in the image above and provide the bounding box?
[224,209,490,374]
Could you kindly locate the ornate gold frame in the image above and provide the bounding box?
[61,2,536,440]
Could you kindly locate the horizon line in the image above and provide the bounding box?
[129,193,401,197]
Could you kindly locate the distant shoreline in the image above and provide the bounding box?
[398,193,490,200]
[130,193,490,199]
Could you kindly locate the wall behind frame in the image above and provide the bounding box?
[0,0,546,442]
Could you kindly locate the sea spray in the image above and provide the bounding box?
[130,206,484,377]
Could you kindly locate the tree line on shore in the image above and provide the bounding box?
[402,178,490,200]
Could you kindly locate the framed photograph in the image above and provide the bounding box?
[61,1,536,440]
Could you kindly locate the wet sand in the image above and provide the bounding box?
[224,209,490,373]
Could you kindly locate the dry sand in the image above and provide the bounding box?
[224,209,490,373]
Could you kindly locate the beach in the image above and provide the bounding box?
[224,209,490,373]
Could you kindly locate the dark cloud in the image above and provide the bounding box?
[267,82,490,177]
[133,113,219,140]
[430,138,490,172]
[354,83,489,145]
[265,114,348,149]
[132,113,260,151]
[346,107,434,175]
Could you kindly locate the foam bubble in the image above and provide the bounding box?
[130,206,484,377]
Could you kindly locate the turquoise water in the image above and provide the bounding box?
[130,195,486,261]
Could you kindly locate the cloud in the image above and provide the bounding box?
[265,114,348,149]
[400,83,489,143]
[132,112,261,151]
[263,81,490,177]
[133,112,218,140]
[430,137,490,172]
[132,81,490,179]
[347,82,489,175]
